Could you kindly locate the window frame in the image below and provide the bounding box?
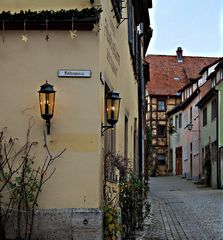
[179,113,182,129]
[157,154,166,166]
[203,107,207,127]
[175,115,178,130]
[211,98,217,120]
[190,107,193,123]
[157,99,166,112]
[104,84,116,182]
[157,124,166,137]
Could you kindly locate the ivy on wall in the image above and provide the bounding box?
[0,7,102,21]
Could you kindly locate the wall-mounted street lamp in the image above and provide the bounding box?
[38,81,56,135]
[185,122,200,132]
[101,91,121,135]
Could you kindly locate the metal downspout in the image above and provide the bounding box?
[137,34,144,179]
[217,89,221,189]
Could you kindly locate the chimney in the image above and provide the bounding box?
[176,47,183,63]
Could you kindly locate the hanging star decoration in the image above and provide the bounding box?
[69,30,78,40]
[2,20,5,43]
[22,34,28,43]
[92,23,101,34]
[21,20,28,43]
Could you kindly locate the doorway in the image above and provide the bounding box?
[175,147,182,175]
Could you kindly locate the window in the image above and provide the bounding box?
[174,76,180,81]
[157,125,166,137]
[128,0,135,55]
[179,113,182,128]
[111,0,122,22]
[157,154,166,165]
[216,70,223,82]
[157,100,166,111]
[190,107,192,123]
[124,116,128,160]
[175,115,178,130]
[211,78,216,87]
[127,0,138,78]
[104,84,116,181]
[212,98,217,120]
[203,107,207,126]
[189,87,192,96]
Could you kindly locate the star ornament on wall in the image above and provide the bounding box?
[69,30,78,39]
[92,23,101,34]
[22,34,28,43]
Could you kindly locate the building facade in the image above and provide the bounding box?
[0,0,152,239]
[197,60,223,188]
[168,58,223,187]
[145,48,217,176]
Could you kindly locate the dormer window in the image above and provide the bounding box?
[202,70,208,84]
[189,87,192,96]
[174,76,180,81]
[211,77,216,87]
[214,60,223,82]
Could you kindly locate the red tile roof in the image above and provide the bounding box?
[145,54,219,96]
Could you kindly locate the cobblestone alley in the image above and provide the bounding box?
[143,176,223,240]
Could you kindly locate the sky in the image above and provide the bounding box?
[147,0,223,57]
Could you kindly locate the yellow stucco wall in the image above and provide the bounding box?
[0,0,140,210]
[99,1,139,160]
[0,30,101,208]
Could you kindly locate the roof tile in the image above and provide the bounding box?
[145,54,219,96]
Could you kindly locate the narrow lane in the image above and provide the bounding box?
[145,176,223,240]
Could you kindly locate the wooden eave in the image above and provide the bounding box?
[207,71,216,80]
[149,94,181,98]
[215,60,223,71]
[133,0,150,26]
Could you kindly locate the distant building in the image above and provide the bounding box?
[167,58,221,184]
[197,59,223,188]
[145,48,218,176]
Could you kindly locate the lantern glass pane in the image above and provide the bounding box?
[106,98,120,125]
[39,92,55,120]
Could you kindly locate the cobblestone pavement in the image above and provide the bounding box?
[137,176,223,240]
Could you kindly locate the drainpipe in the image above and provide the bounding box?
[216,89,221,189]
[137,32,144,180]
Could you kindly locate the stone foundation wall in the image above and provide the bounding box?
[6,208,103,240]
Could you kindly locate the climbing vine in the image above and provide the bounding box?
[103,151,151,240]
[0,119,65,240]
